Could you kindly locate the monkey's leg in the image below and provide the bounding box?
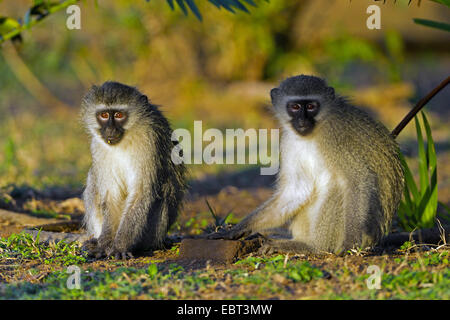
[259,239,317,255]
[137,198,172,252]
[82,175,116,258]
[82,169,103,238]
[84,202,118,258]
[106,191,154,259]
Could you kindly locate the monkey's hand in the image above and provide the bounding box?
[81,238,98,253]
[82,238,109,259]
[207,223,252,240]
[104,241,134,260]
[82,233,120,259]
[258,239,280,255]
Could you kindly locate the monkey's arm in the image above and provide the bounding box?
[85,205,119,258]
[210,194,304,240]
[106,188,154,258]
[82,172,117,257]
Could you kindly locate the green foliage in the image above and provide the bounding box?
[0,0,79,44]
[0,0,263,44]
[1,243,448,299]
[384,30,405,82]
[205,198,233,229]
[27,208,70,220]
[409,250,448,268]
[398,112,439,231]
[381,269,450,299]
[0,137,19,179]
[324,37,379,64]
[413,0,450,32]
[235,255,324,283]
[399,240,414,251]
[430,0,450,5]
[147,263,159,278]
[0,231,86,266]
[413,18,450,32]
[310,34,386,88]
[0,263,215,299]
[150,0,262,20]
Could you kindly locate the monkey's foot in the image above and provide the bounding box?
[82,238,109,259]
[81,238,98,252]
[258,240,280,255]
[105,247,134,260]
[258,239,315,255]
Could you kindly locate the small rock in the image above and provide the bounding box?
[178,238,263,264]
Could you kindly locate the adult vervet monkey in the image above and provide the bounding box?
[211,75,404,254]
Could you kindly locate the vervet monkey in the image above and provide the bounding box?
[211,75,404,254]
[80,81,186,259]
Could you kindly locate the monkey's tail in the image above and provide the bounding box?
[391,76,449,139]
[380,223,450,248]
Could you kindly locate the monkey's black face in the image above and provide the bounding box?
[286,99,320,136]
[96,110,128,145]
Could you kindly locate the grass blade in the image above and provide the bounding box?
[399,152,419,200]
[429,0,450,6]
[422,112,438,226]
[166,0,175,10]
[175,0,188,16]
[185,0,203,20]
[415,116,428,196]
[398,112,439,230]
[230,0,249,13]
[413,18,450,32]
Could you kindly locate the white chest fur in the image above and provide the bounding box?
[92,137,138,201]
[278,127,331,227]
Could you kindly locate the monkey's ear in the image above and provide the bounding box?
[270,88,280,104]
[140,95,149,105]
[89,85,99,93]
[327,87,335,99]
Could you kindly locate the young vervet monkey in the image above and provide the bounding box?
[211,75,404,254]
[80,81,186,259]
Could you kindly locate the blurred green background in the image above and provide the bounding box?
[0,0,449,205]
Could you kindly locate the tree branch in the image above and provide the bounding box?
[391,76,450,139]
[0,0,79,44]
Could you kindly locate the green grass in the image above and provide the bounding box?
[234,255,324,283]
[0,232,86,266]
[394,250,449,268]
[0,236,448,299]
[0,255,324,300]
[327,249,450,300]
[0,264,214,300]
[398,112,440,231]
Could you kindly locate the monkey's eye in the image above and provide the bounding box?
[99,112,109,120]
[306,102,318,111]
[114,112,124,119]
[289,103,301,111]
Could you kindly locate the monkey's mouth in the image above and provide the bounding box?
[104,136,123,145]
[100,131,124,145]
[99,127,124,145]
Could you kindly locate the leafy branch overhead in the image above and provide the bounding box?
[149,0,264,20]
[0,0,262,45]
[413,0,450,31]
[0,0,79,44]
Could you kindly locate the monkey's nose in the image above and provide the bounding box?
[298,119,308,126]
